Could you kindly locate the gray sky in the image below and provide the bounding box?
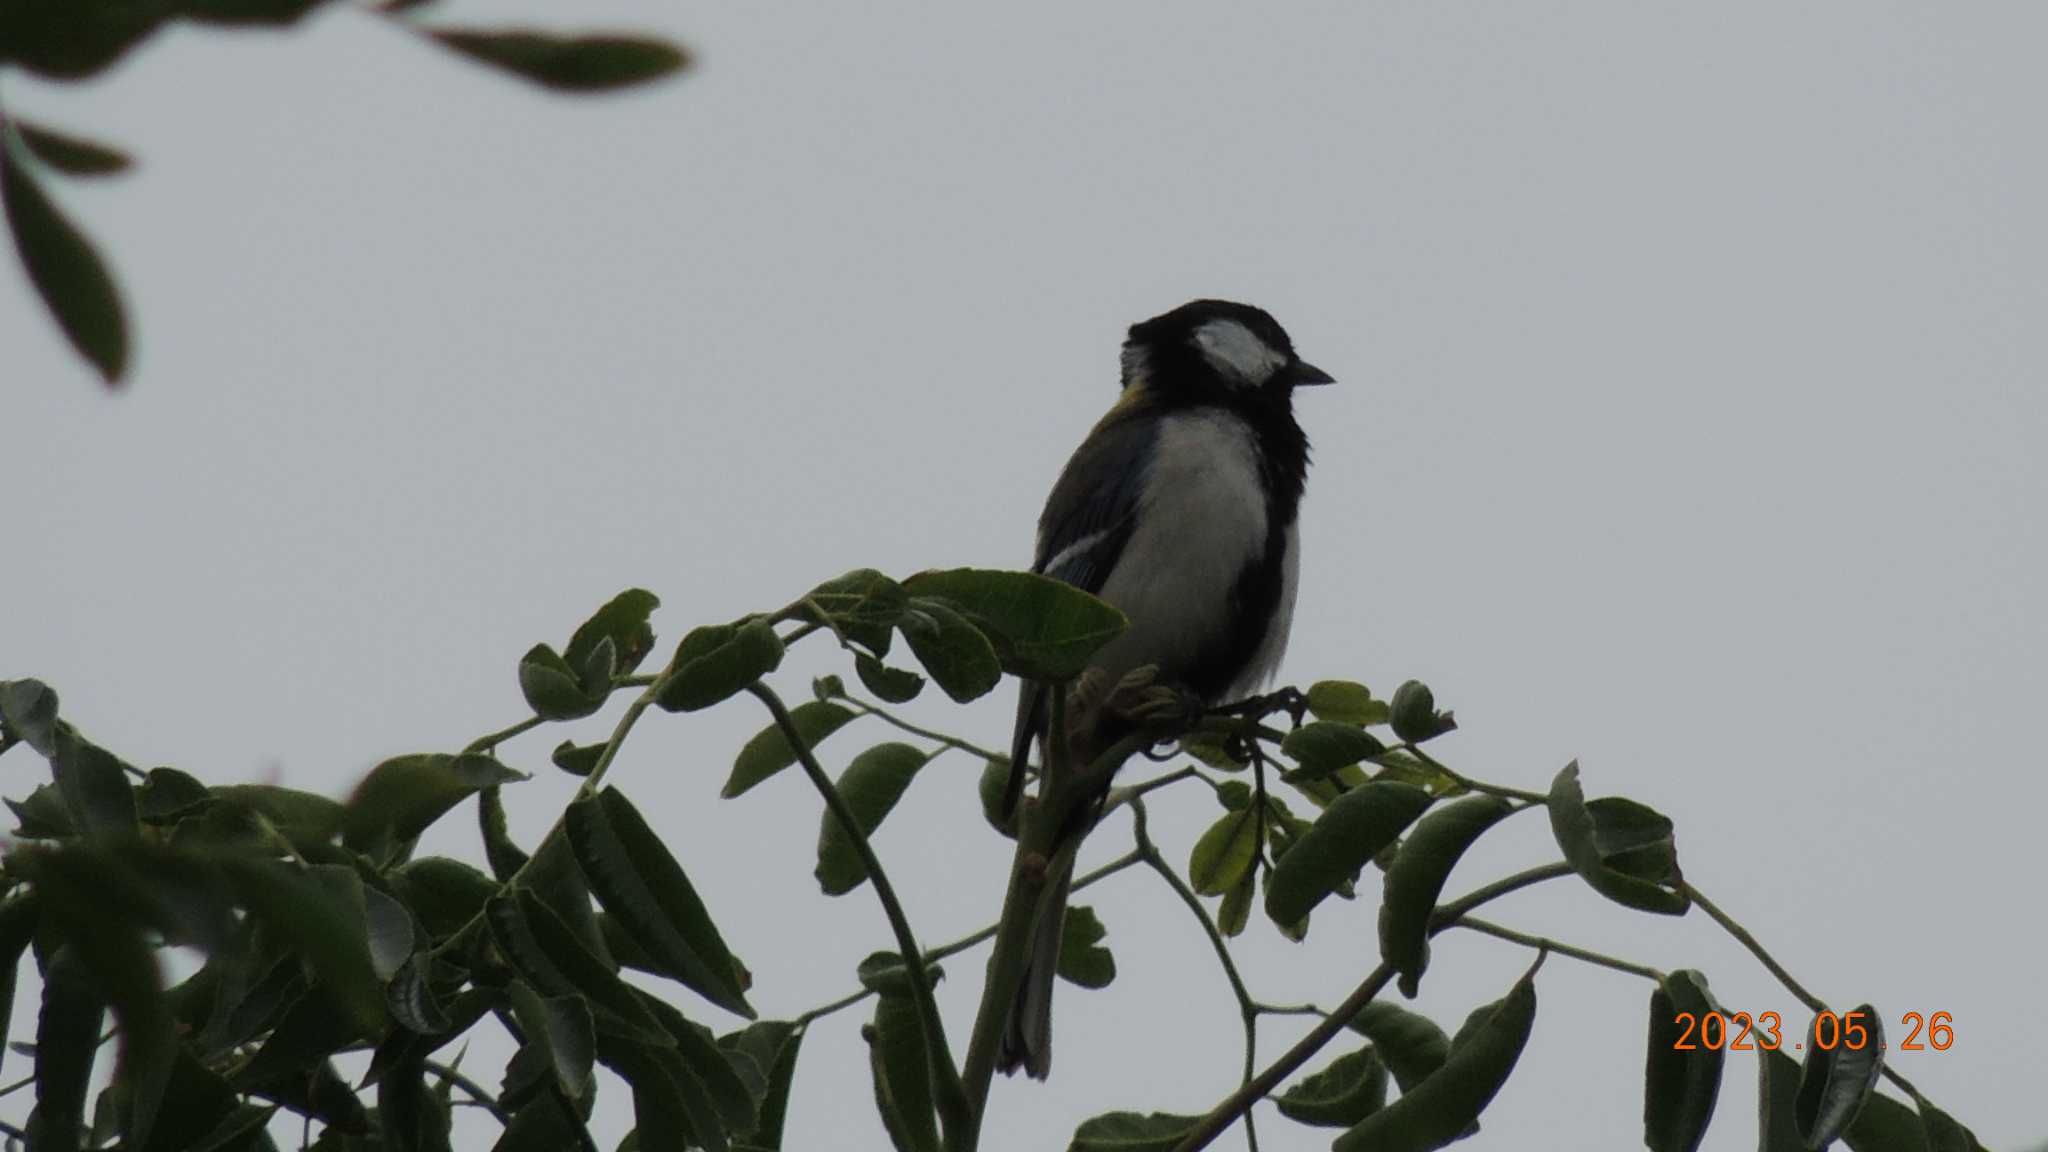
[5,2,2043,1149]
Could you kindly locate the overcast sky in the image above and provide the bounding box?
[5,3,2043,1149]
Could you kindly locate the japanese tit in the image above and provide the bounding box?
[998,299,1331,1079]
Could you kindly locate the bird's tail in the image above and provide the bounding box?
[997,843,1078,1079]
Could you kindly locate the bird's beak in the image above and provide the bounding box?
[1287,360,1335,387]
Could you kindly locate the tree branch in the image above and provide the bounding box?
[747,682,970,1141]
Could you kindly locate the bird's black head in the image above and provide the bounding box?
[1118,299,1334,402]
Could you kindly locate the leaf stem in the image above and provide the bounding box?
[836,692,1004,762]
[462,715,543,756]
[794,848,1147,1028]
[1130,798,1261,1152]
[1447,915,1665,982]
[1683,884,1828,1014]
[423,1059,510,1123]
[747,682,971,1140]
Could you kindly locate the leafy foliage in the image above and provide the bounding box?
[0,567,1991,1152]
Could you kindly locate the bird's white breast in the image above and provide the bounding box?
[1091,409,1275,693]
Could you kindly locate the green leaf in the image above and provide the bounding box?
[428,29,690,93]
[520,643,599,720]
[1904,1094,1980,1152]
[479,785,528,880]
[487,888,670,1046]
[0,894,37,1083]
[1845,1091,1933,1152]
[900,567,1128,681]
[551,740,606,777]
[1345,1002,1451,1094]
[634,992,758,1138]
[51,726,140,838]
[1265,782,1433,926]
[1796,1005,1885,1150]
[566,788,754,1018]
[32,944,103,1152]
[0,678,61,755]
[1277,1046,1390,1128]
[1757,1048,1805,1152]
[344,753,525,852]
[1332,962,1539,1152]
[659,621,785,713]
[133,768,209,823]
[566,588,661,679]
[1546,762,1689,915]
[494,1092,587,1152]
[1388,680,1456,743]
[209,784,347,850]
[1186,807,1260,897]
[1306,680,1391,727]
[799,569,908,655]
[1056,905,1116,989]
[718,1021,802,1150]
[221,860,386,1032]
[1281,722,1387,779]
[724,700,856,798]
[854,654,925,704]
[855,951,941,997]
[181,0,328,27]
[16,120,132,176]
[978,757,1017,837]
[1068,1111,1203,1152]
[865,993,939,1152]
[899,598,1002,703]
[603,1040,717,1152]
[362,884,415,982]
[1217,868,1255,938]
[815,743,931,895]
[8,781,76,838]
[3,111,128,383]
[1644,971,1724,1152]
[507,982,596,1102]
[1378,795,1514,995]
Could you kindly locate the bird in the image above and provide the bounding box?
[997,298,1331,1079]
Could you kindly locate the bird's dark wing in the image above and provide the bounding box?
[1005,408,1159,816]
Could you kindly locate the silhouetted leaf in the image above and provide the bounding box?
[1265,782,1432,926]
[898,598,1002,703]
[901,568,1128,681]
[3,127,128,383]
[718,1021,802,1150]
[1056,905,1116,989]
[1187,807,1259,897]
[1796,1005,1885,1149]
[1758,1048,1804,1152]
[344,753,526,852]
[815,743,931,895]
[1845,1090,1933,1152]
[1379,795,1513,995]
[724,701,855,798]
[486,889,668,1046]
[1345,1002,1451,1093]
[566,788,754,1017]
[182,0,328,27]
[1644,971,1724,1152]
[659,621,785,713]
[1282,722,1386,778]
[552,740,605,777]
[1306,680,1390,727]
[507,982,596,1102]
[566,588,660,679]
[221,860,386,1032]
[864,993,938,1152]
[428,29,689,93]
[1388,680,1456,743]
[0,678,60,755]
[797,569,907,655]
[1068,1111,1203,1152]
[1547,762,1688,915]
[14,122,131,176]
[1332,960,1539,1152]
[854,654,924,703]
[32,944,102,1152]
[1277,1046,1390,1128]
[520,643,598,720]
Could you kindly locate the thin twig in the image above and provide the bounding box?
[1130,799,1261,1152]
[1685,884,1828,1014]
[837,693,1004,762]
[423,1058,511,1123]
[1448,916,1665,982]
[747,682,970,1140]
[462,715,543,756]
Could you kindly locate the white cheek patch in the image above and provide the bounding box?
[1193,318,1287,387]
